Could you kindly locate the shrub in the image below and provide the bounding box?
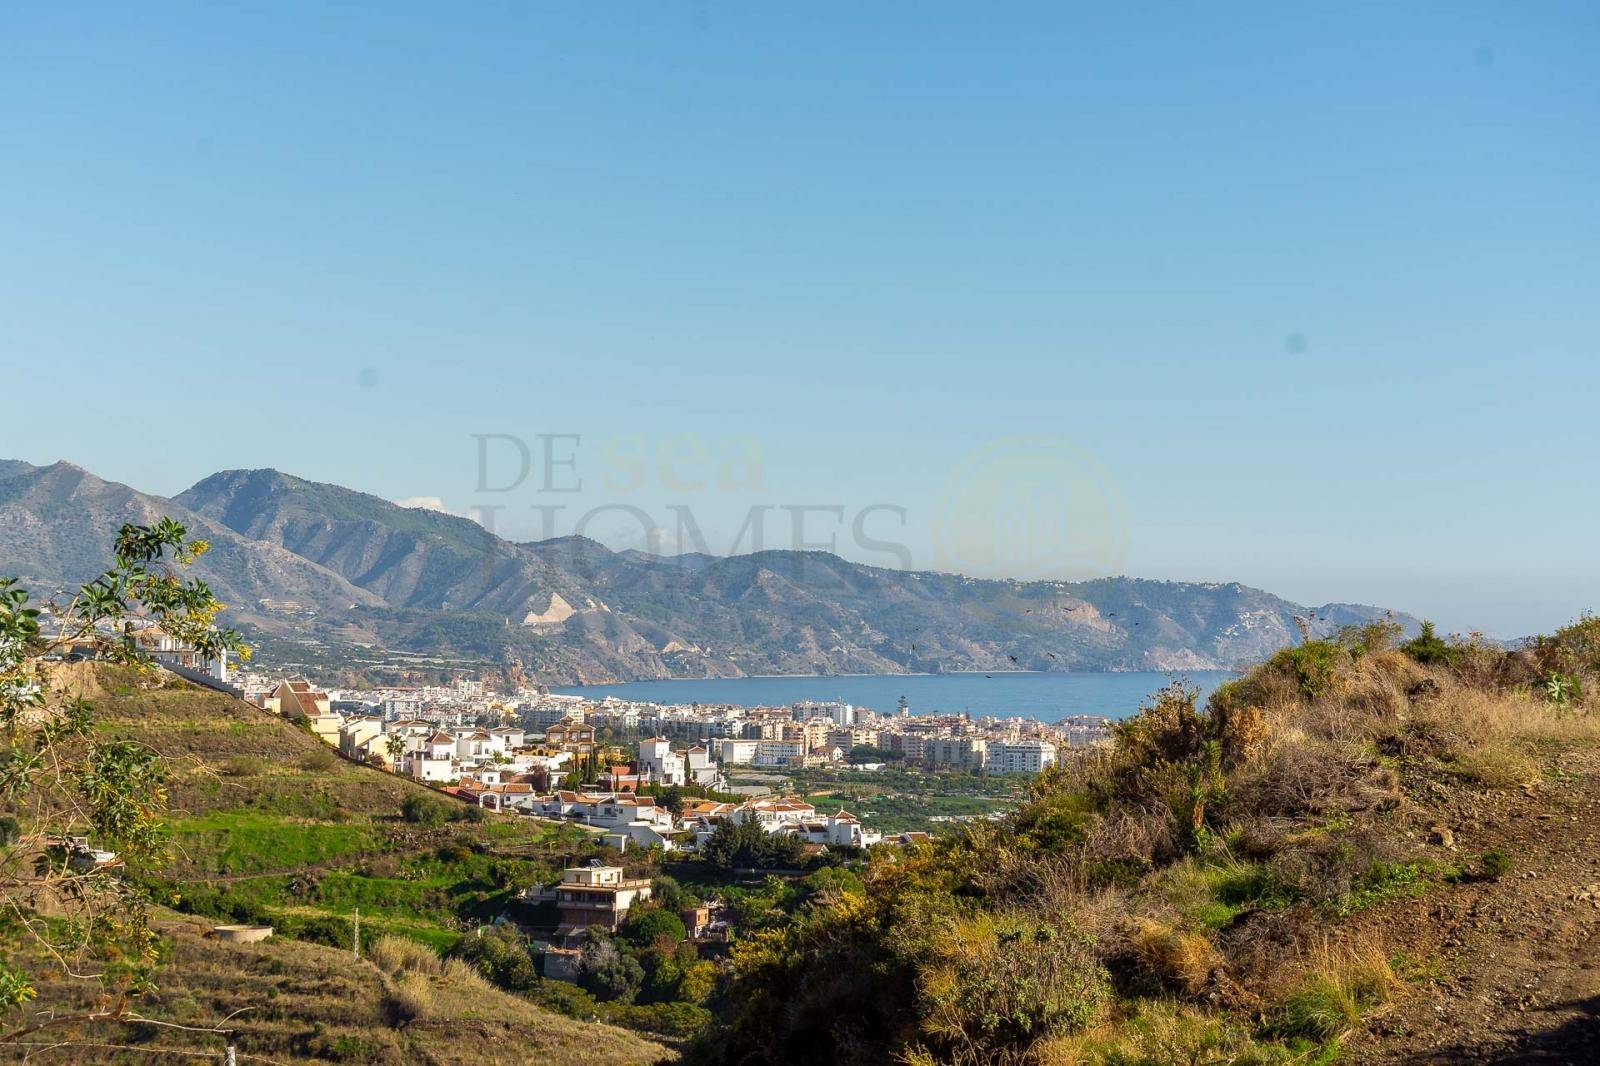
[448,923,537,991]
[297,914,355,951]
[903,908,1107,1060]
[435,841,473,863]
[620,907,687,947]
[1475,849,1512,881]
[579,929,645,1002]
[223,756,268,777]
[1276,640,1343,699]
[402,794,451,827]
[298,747,337,772]
[0,815,19,848]
[1400,621,1458,666]
[608,999,714,1038]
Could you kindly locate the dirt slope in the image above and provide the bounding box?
[1348,747,1600,1062]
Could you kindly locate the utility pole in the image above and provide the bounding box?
[352,906,360,959]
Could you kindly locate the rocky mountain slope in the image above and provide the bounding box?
[0,461,386,619]
[1,460,1420,683]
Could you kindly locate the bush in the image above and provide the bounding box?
[0,815,19,848]
[608,999,714,1038]
[298,747,337,772]
[620,907,687,947]
[448,923,537,992]
[1400,621,1458,666]
[902,908,1107,1058]
[436,841,473,864]
[1475,849,1512,881]
[402,794,451,827]
[223,756,268,777]
[297,914,355,951]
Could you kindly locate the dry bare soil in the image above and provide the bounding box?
[1347,747,1600,1062]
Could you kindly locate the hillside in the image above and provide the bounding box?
[0,665,668,1065]
[695,617,1600,1064]
[1,459,1422,683]
[0,461,385,624]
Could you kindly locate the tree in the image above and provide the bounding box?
[621,906,687,947]
[1400,620,1457,666]
[0,520,246,1038]
[578,928,644,1002]
[385,732,408,769]
[449,923,537,991]
[700,817,805,871]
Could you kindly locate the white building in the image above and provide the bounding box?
[985,739,1058,775]
[794,700,856,727]
[715,738,758,766]
[753,739,806,767]
[639,737,686,786]
[403,751,455,782]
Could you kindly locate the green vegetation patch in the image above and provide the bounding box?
[168,810,381,875]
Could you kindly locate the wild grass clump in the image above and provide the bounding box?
[1263,951,1397,1045]
[901,907,1109,1065]
[440,956,494,992]
[1037,1000,1299,1065]
[383,972,437,1026]
[1122,918,1216,996]
[371,934,442,977]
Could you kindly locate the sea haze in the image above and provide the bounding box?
[551,670,1235,722]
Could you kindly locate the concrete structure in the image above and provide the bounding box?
[552,863,653,943]
[985,739,1058,775]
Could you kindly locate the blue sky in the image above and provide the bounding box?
[2,2,1597,637]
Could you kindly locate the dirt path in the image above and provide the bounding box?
[1346,748,1600,1063]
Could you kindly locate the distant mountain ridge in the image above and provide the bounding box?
[0,459,1422,684]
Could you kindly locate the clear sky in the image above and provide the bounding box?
[2,2,1597,638]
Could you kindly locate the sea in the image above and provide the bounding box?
[551,670,1234,723]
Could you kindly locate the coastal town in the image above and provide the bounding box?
[241,670,1112,828]
[226,665,1113,979]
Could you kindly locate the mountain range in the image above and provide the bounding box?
[0,459,1420,684]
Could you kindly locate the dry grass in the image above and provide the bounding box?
[384,972,438,1025]
[441,956,495,993]
[1261,943,1400,1045]
[371,934,443,977]
[1124,917,1216,995]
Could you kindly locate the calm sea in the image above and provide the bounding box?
[551,671,1234,723]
